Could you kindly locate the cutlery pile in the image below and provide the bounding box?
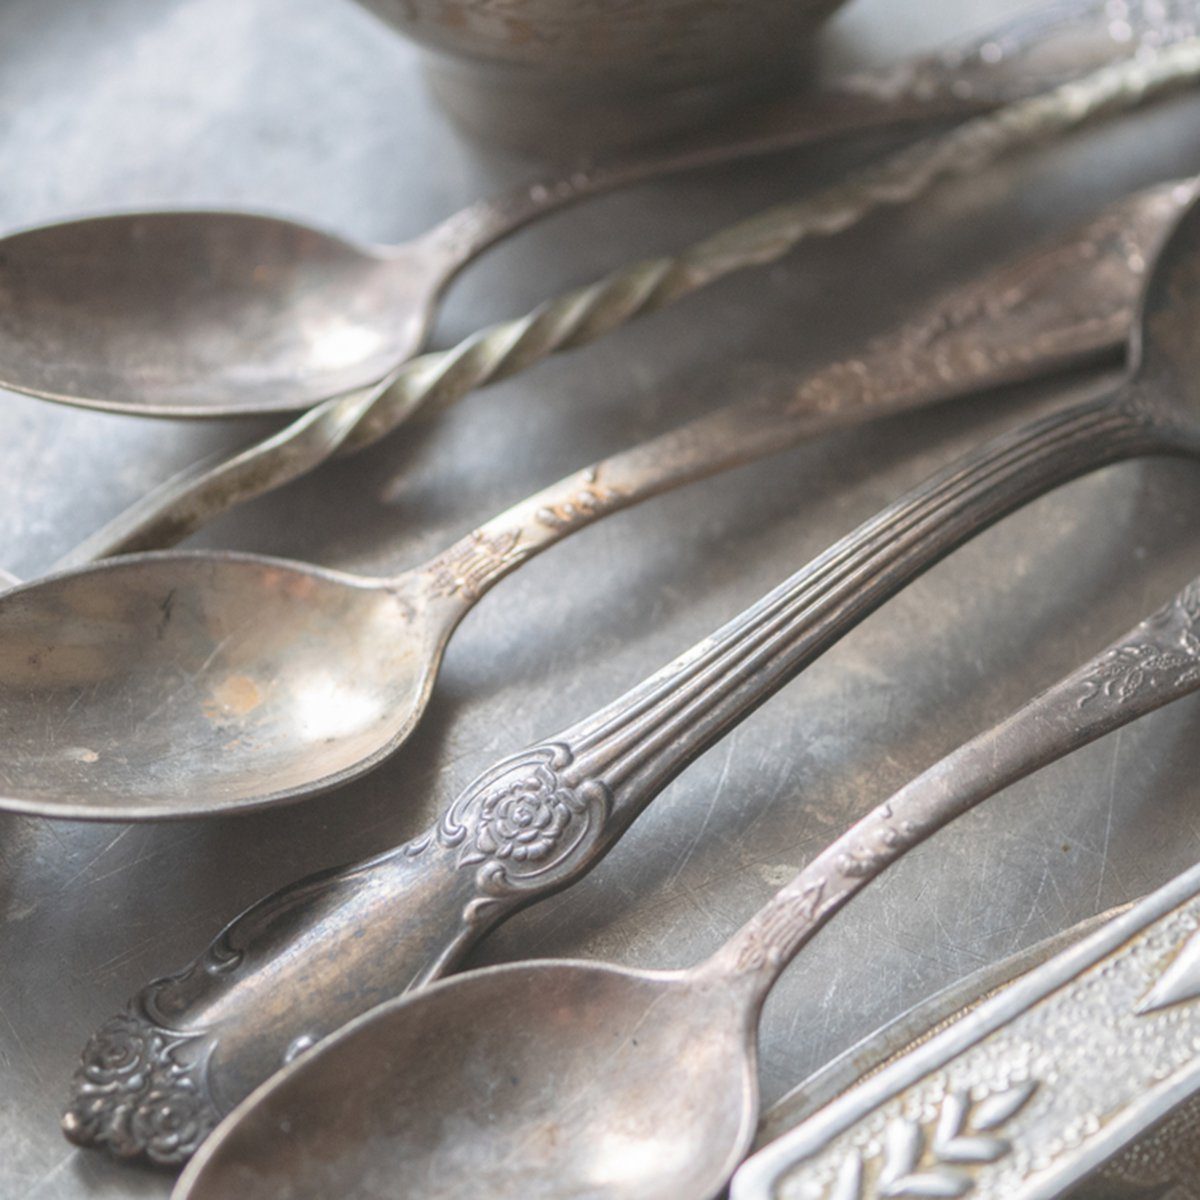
[3,3,1200,1198]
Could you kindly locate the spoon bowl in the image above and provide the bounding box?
[0,212,434,417]
[0,553,438,817]
[176,960,757,1200]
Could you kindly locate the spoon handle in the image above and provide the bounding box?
[416,0,1198,271]
[51,42,1200,571]
[709,574,1200,998]
[523,389,1175,879]
[415,182,1187,611]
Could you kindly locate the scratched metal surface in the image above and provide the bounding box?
[3,1,1200,1197]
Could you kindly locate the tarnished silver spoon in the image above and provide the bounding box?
[63,190,1200,1166]
[0,0,1182,418]
[170,570,1200,1200]
[0,181,1180,821]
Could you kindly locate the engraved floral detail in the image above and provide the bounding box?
[465,772,577,864]
[786,193,1167,425]
[427,529,523,603]
[735,881,826,973]
[62,1008,216,1166]
[1077,580,1200,707]
[821,1083,1038,1199]
[63,872,359,1166]
[434,743,611,921]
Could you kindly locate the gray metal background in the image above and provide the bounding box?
[2,1,1200,1196]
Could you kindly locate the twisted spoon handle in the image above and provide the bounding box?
[714,575,1200,996]
[63,385,1187,1169]
[415,0,1198,269]
[53,39,1200,571]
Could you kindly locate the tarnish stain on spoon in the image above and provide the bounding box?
[203,675,265,721]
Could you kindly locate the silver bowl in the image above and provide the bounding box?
[352,0,848,151]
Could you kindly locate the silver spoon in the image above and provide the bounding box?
[170,570,1200,1200]
[46,41,1200,571]
[63,189,1200,1165]
[0,181,1179,822]
[0,0,1183,419]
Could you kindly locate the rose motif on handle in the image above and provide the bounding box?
[76,1012,156,1091]
[128,1078,214,1164]
[468,770,577,864]
[438,743,611,905]
[62,1007,217,1165]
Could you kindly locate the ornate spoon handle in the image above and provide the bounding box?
[66,384,1190,1164]
[530,392,1171,861]
[53,40,1200,571]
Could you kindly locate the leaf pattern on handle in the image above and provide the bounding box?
[1076,579,1200,707]
[817,1084,1038,1199]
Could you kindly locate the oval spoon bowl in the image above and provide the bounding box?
[0,212,430,416]
[0,553,435,817]
[175,960,758,1200]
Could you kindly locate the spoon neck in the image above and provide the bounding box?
[701,875,841,1010]
[412,462,646,613]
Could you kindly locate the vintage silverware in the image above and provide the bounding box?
[732,841,1200,1198]
[63,190,1200,1164]
[170,574,1200,1200]
[0,0,1190,420]
[0,180,1185,821]
[49,40,1200,568]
